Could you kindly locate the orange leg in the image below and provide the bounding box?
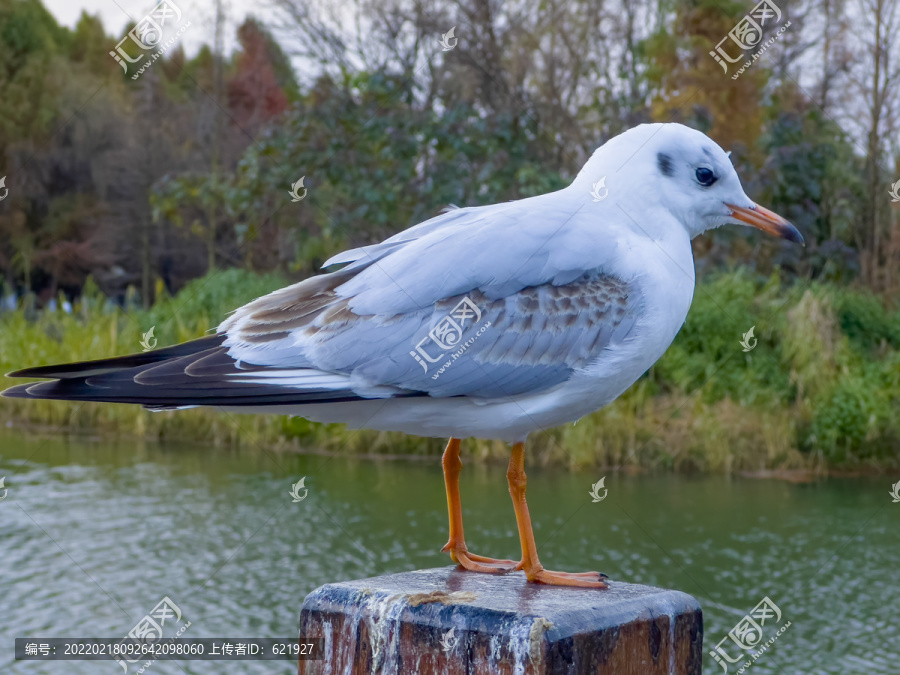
[507,442,608,588]
[441,438,518,573]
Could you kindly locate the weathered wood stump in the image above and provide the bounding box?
[298,566,702,674]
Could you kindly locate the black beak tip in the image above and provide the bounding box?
[784,223,805,246]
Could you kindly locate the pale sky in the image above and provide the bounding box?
[43,0,265,56]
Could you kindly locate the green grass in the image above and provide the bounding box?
[2,268,898,472]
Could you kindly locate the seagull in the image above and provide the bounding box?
[3,123,802,588]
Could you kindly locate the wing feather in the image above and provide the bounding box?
[6,199,645,408]
[223,266,642,400]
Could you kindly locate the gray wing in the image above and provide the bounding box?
[222,267,643,400]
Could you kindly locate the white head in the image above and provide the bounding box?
[573,123,803,244]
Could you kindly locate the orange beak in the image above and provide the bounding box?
[725,203,804,245]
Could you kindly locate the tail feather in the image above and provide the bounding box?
[1,378,373,407]
[2,333,420,408]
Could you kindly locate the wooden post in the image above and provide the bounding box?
[298,566,702,674]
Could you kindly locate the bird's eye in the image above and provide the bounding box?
[695,167,717,187]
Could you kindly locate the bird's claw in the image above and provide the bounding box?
[525,566,609,588]
[442,542,519,574]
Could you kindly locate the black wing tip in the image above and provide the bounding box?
[2,382,48,399]
[7,365,60,379]
[6,360,131,380]
[7,362,126,379]
[5,335,227,380]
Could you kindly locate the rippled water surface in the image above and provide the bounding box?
[2,429,898,674]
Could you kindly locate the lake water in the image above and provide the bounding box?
[1,429,897,674]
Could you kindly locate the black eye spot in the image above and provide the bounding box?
[657,153,674,177]
[695,167,717,187]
